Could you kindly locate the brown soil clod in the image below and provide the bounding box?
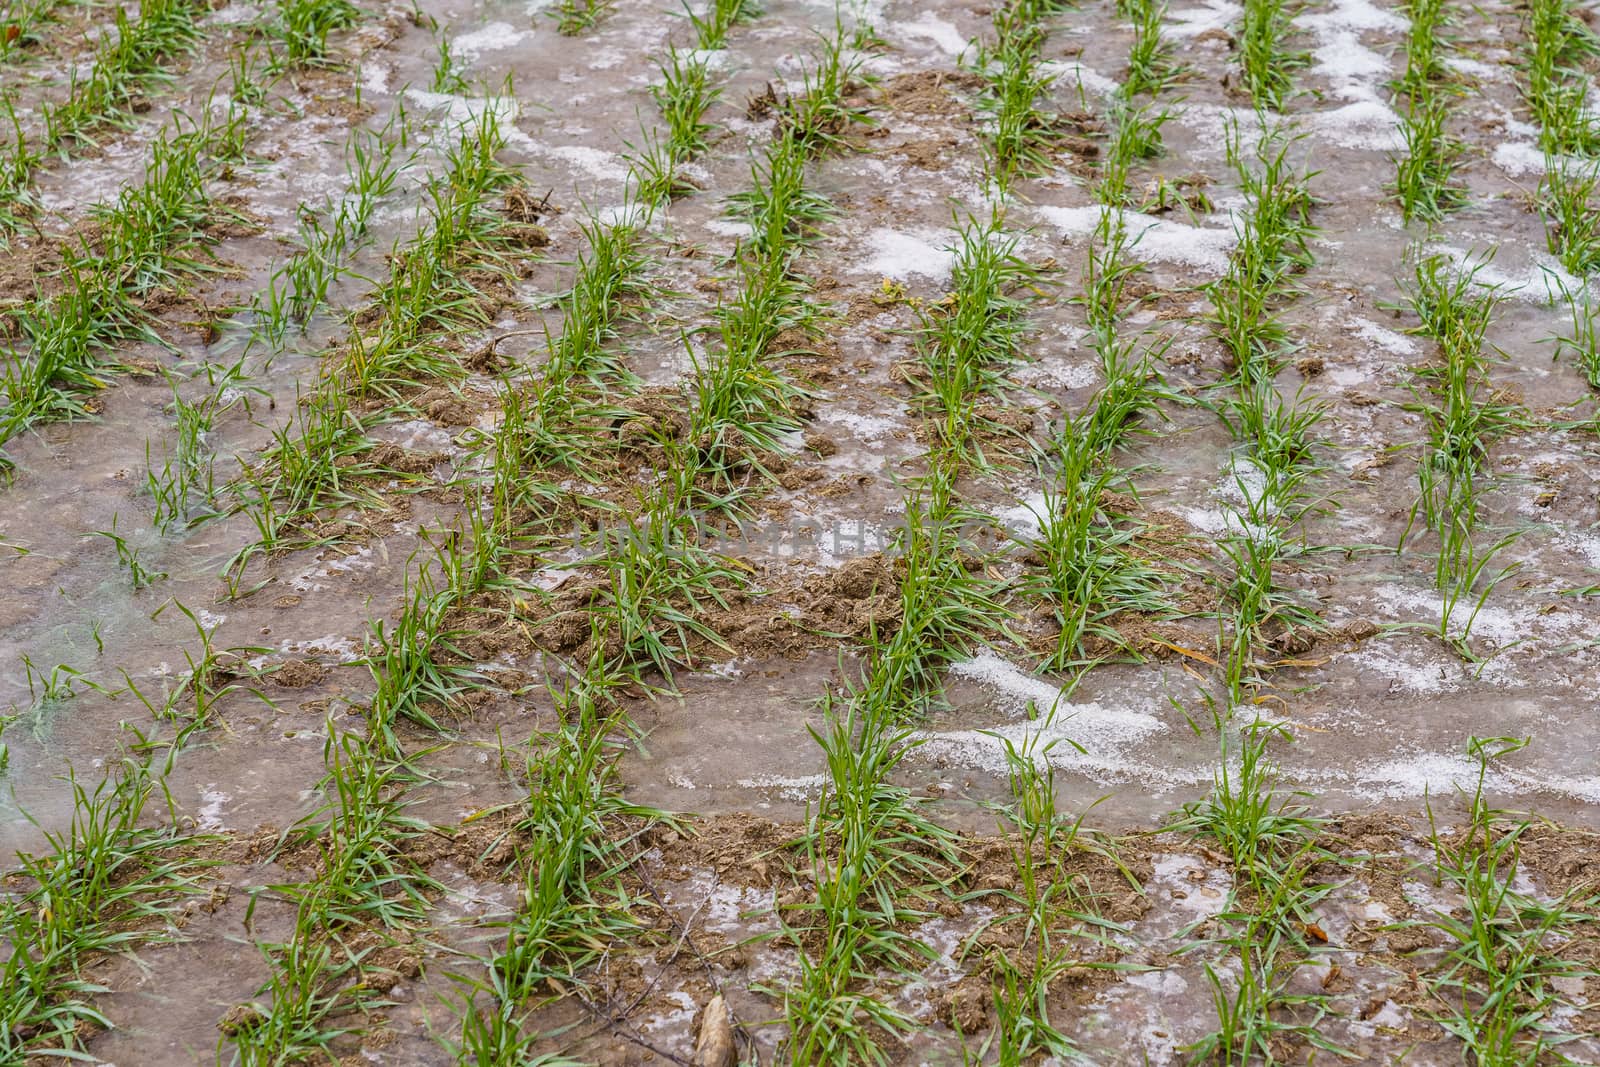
[269,659,329,688]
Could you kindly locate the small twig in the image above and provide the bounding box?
[479,328,544,356]
[574,986,695,1067]
[631,859,762,1061]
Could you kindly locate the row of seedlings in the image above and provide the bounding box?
[1040,1,1179,681]
[366,7,776,1056]
[558,26,866,680]
[1393,0,1466,222]
[0,0,213,233]
[1236,0,1304,110]
[0,0,386,505]
[142,106,418,536]
[1120,0,1183,100]
[1519,0,1600,400]
[1175,700,1341,1060]
[0,100,253,463]
[438,0,765,670]
[0,749,213,1061]
[3,45,461,1061]
[464,14,854,1059]
[1526,0,1600,274]
[0,0,376,467]
[1052,0,1211,685]
[1183,105,1343,1055]
[1411,736,1598,1062]
[276,0,363,67]
[488,20,970,1064]
[937,5,1185,1055]
[554,0,750,40]
[218,101,541,1060]
[220,724,438,1062]
[1098,0,1177,211]
[1398,46,1598,1059]
[447,202,663,1065]
[468,0,744,497]
[249,105,414,349]
[1398,252,1518,652]
[223,100,528,591]
[781,6,1027,1048]
[984,9,1186,1055]
[784,2,1126,1057]
[1203,116,1322,703]
[786,216,1020,1061]
[0,122,405,1067]
[972,0,1068,190]
[931,218,1115,1062]
[0,0,86,61]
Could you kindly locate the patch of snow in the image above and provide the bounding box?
[279,635,363,663]
[1343,644,1455,694]
[1296,0,1405,150]
[360,63,390,95]
[1151,854,1233,920]
[1168,0,1243,38]
[196,786,230,831]
[533,143,631,183]
[857,228,956,282]
[812,521,892,567]
[1044,60,1120,98]
[1179,459,1283,543]
[738,773,828,800]
[1432,243,1587,305]
[896,12,969,56]
[1310,100,1404,152]
[1445,55,1503,80]
[947,652,1077,719]
[1348,1000,1410,1039]
[451,22,531,58]
[1559,531,1600,569]
[207,3,260,25]
[1014,352,1100,390]
[824,409,906,441]
[1350,316,1417,357]
[1035,205,1237,274]
[1354,751,1497,800]
[1492,141,1549,178]
[704,216,753,238]
[290,545,376,593]
[996,491,1051,540]
[913,653,1174,786]
[404,89,518,129]
[375,418,458,452]
[1505,767,1600,806]
[1370,582,1578,644]
[1177,104,1274,154]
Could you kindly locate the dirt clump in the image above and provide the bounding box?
[937,974,992,1033]
[873,70,986,117]
[415,388,482,427]
[368,441,447,475]
[801,554,903,638]
[617,389,692,452]
[270,659,329,688]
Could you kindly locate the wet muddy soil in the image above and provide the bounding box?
[2,0,1599,1062]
